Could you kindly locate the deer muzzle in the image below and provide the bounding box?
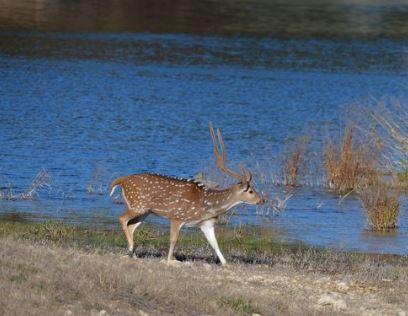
[257,197,266,205]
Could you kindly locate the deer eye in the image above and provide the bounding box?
[249,190,253,194]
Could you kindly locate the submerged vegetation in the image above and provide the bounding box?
[0,169,50,201]
[323,124,381,193]
[359,184,400,230]
[283,136,309,187]
[87,163,109,195]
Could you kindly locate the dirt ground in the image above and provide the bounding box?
[0,237,407,316]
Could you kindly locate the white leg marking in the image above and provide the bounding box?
[129,222,142,235]
[200,219,227,265]
[179,222,185,231]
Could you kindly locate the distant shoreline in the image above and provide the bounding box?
[2,0,408,39]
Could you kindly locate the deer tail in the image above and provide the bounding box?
[109,176,128,196]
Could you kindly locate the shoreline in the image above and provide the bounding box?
[1,219,407,315]
[1,217,407,259]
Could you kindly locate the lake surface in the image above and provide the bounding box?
[1,0,408,254]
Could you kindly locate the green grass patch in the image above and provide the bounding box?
[219,296,261,315]
[0,218,300,258]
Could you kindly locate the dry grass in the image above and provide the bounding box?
[370,101,408,169]
[1,231,408,316]
[283,136,308,187]
[355,101,408,189]
[395,167,408,190]
[0,237,318,316]
[0,169,50,201]
[323,124,381,193]
[359,184,400,230]
[87,164,108,195]
[0,238,229,316]
[1,219,408,282]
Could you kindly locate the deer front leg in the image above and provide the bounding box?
[167,220,184,264]
[200,219,227,265]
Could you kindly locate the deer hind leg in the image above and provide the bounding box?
[200,219,227,265]
[167,220,184,264]
[127,215,147,256]
[119,209,145,258]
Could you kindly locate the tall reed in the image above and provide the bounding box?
[324,124,380,193]
[283,137,308,187]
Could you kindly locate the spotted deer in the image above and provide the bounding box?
[110,123,265,265]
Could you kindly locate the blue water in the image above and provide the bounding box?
[1,32,408,254]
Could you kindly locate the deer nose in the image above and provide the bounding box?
[257,197,266,205]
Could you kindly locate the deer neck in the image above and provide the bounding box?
[203,186,241,215]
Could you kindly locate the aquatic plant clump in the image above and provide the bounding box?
[324,124,381,193]
[0,169,51,201]
[359,185,400,230]
[283,136,308,187]
[87,164,108,195]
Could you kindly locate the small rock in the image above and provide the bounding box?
[317,293,347,311]
[167,260,182,267]
[99,310,107,316]
[139,310,148,316]
[249,275,264,282]
[203,263,212,271]
[333,299,347,311]
[397,311,406,316]
[64,310,73,316]
[251,314,262,316]
[335,281,349,291]
[316,277,331,284]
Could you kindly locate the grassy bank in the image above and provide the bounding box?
[0,218,306,264]
[1,219,408,315]
[1,218,408,280]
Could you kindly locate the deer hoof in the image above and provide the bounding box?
[166,259,182,267]
[120,250,134,259]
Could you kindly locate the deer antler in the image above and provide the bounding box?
[209,123,248,183]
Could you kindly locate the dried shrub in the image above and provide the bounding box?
[394,167,408,189]
[283,137,308,187]
[0,169,50,201]
[324,124,381,193]
[20,169,51,200]
[371,101,408,168]
[87,164,107,195]
[359,184,400,230]
[370,102,408,189]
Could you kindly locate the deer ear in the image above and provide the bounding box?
[239,164,252,183]
[246,170,252,182]
[240,182,250,192]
